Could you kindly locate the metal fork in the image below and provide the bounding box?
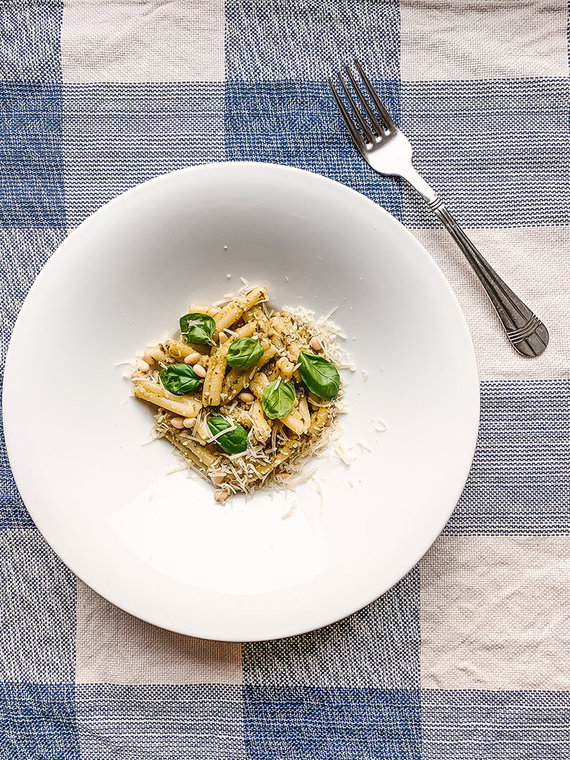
[328,60,549,358]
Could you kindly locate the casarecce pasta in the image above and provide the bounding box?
[132,287,345,501]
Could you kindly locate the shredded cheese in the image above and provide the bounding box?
[320,305,339,322]
[206,420,238,444]
[333,442,355,466]
[137,286,359,501]
[281,500,298,520]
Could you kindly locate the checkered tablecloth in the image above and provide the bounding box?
[1,1,569,757]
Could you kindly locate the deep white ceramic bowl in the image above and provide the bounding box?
[3,162,479,641]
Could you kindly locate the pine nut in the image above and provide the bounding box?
[219,332,229,344]
[309,337,322,351]
[210,470,225,485]
[193,364,207,378]
[184,352,201,365]
[238,392,255,403]
[183,417,196,429]
[214,489,230,503]
[171,418,184,429]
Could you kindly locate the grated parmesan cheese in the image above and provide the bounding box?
[333,442,355,466]
[206,420,238,444]
[281,500,298,520]
[320,305,339,322]
[166,464,190,475]
[139,285,360,501]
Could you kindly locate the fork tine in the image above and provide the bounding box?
[327,78,366,151]
[335,72,374,144]
[353,59,396,131]
[344,65,384,136]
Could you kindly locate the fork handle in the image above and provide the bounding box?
[425,197,549,357]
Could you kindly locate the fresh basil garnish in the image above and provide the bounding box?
[159,363,203,395]
[207,416,248,455]
[261,380,296,420]
[179,312,216,345]
[298,352,340,401]
[226,337,264,369]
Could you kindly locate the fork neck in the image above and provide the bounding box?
[401,167,438,204]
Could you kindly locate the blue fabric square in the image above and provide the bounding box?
[76,684,245,759]
[0,530,76,683]
[243,686,421,760]
[226,0,401,82]
[0,81,65,228]
[0,0,63,82]
[225,78,403,219]
[447,380,570,535]
[0,682,79,760]
[422,689,570,760]
[0,229,64,359]
[62,82,224,226]
[400,78,570,229]
[244,569,420,688]
[0,411,33,531]
[1,228,64,529]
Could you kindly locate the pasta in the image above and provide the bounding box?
[213,286,266,337]
[131,287,345,499]
[133,378,201,418]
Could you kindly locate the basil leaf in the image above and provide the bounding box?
[179,312,216,345]
[159,364,203,395]
[298,352,340,401]
[226,337,264,369]
[207,416,248,455]
[261,380,296,420]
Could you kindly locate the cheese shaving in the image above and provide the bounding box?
[281,500,298,520]
[206,420,238,443]
[333,442,355,466]
[320,305,339,322]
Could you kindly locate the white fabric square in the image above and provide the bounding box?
[75,581,243,684]
[61,0,224,83]
[0,530,76,683]
[401,0,569,80]
[410,225,570,380]
[420,536,570,689]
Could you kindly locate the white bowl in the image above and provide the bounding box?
[3,162,479,641]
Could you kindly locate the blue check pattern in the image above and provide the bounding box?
[1,1,569,758]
